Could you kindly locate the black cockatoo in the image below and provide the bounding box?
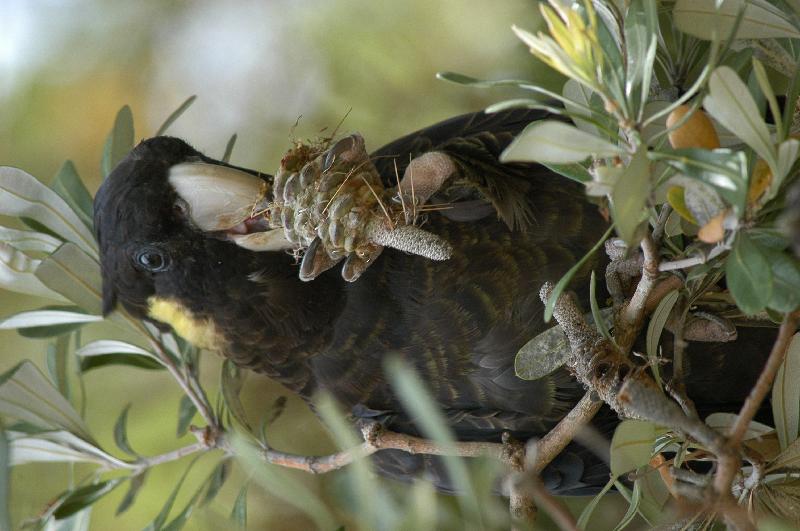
[93,109,774,495]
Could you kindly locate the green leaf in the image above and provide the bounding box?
[435,71,530,89]
[611,148,650,245]
[116,471,147,515]
[752,58,783,141]
[0,308,101,330]
[541,162,592,183]
[501,120,623,164]
[101,105,135,178]
[34,243,101,314]
[201,460,231,506]
[114,404,137,456]
[646,289,679,389]
[772,333,800,450]
[220,360,252,433]
[0,361,93,441]
[703,66,776,170]
[8,430,117,466]
[46,334,71,400]
[155,95,197,137]
[577,477,615,530]
[79,354,164,373]
[44,506,91,531]
[144,456,202,531]
[222,134,238,164]
[0,242,68,301]
[590,271,612,342]
[75,340,155,359]
[674,0,800,40]
[544,225,614,322]
[765,251,800,313]
[705,413,775,440]
[0,226,61,253]
[230,483,248,529]
[515,325,571,381]
[0,167,97,258]
[0,424,10,531]
[726,232,773,315]
[176,395,197,438]
[53,479,124,519]
[612,479,642,531]
[386,357,482,525]
[610,420,656,477]
[51,161,93,229]
[624,0,658,102]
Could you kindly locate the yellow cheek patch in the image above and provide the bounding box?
[147,297,220,351]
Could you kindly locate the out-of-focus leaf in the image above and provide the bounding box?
[612,479,642,531]
[114,404,137,457]
[53,479,124,519]
[674,0,800,40]
[703,67,776,169]
[0,362,92,441]
[79,354,164,373]
[590,271,612,341]
[46,335,71,400]
[501,121,623,164]
[681,179,725,226]
[51,161,93,229]
[0,242,68,301]
[541,162,592,183]
[44,506,91,531]
[726,232,773,315]
[0,424,10,531]
[221,360,252,433]
[8,430,128,467]
[201,460,231,506]
[162,483,205,531]
[611,148,650,245]
[0,167,97,258]
[75,340,156,359]
[577,477,615,530]
[116,471,147,516]
[155,96,197,137]
[752,58,783,140]
[436,71,530,89]
[0,226,61,253]
[222,134,238,163]
[515,325,571,381]
[34,244,124,330]
[176,395,197,438]
[646,289,679,388]
[610,420,656,477]
[386,357,481,524]
[624,0,658,103]
[144,456,202,531]
[772,333,800,450]
[0,308,101,330]
[544,225,614,322]
[230,483,248,529]
[768,436,800,472]
[101,105,134,179]
[764,250,800,313]
[706,413,775,440]
[772,139,800,199]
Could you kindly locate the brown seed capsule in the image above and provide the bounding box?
[666,105,720,150]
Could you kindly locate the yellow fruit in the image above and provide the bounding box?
[666,105,720,150]
[697,211,726,243]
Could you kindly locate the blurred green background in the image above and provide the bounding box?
[0,1,623,529]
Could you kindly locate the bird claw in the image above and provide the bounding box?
[299,237,343,281]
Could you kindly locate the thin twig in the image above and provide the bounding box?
[659,244,728,272]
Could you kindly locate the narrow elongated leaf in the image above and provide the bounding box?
[0,362,92,441]
[611,148,650,245]
[773,333,800,450]
[116,472,147,515]
[44,506,91,531]
[0,167,97,258]
[610,420,656,477]
[222,133,238,163]
[176,395,197,438]
[230,483,248,529]
[501,121,623,164]
[79,354,164,373]
[646,289,679,388]
[53,479,124,519]
[577,477,615,529]
[772,139,800,200]
[51,161,93,229]
[220,360,251,433]
[612,479,642,531]
[703,67,776,169]
[75,340,155,359]
[9,430,125,467]
[35,243,102,316]
[114,404,137,456]
[726,233,773,315]
[0,309,101,330]
[155,96,197,137]
[674,0,800,40]
[46,335,71,400]
[0,424,10,531]
[201,460,231,506]
[541,162,592,183]
[101,105,134,178]
[0,242,68,301]
[144,456,202,531]
[0,226,61,253]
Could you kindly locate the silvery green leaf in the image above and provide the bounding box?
[0,167,97,259]
[155,95,197,137]
[116,472,147,515]
[674,0,800,40]
[624,0,658,110]
[113,404,137,457]
[9,430,126,468]
[35,243,102,317]
[51,161,93,229]
[230,483,248,529]
[220,360,251,433]
[75,340,156,360]
[0,362,93,442]
[0,309,101,330]
[563,79,600,136]
[577,478,616,530]
[501,121,623,164]
[53,479,124,519]
[101,105,134,179]
[646,289,679,388]
[705,413,775,440]
[771,139,800,201]
[44,506,91,531]
[0,226,60,253]
[0,242,68,301]
[753,58,784,140]
[610,420,657,477]
[773,333,800,450]
[611,148,650,245]
[703,67,776,170]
